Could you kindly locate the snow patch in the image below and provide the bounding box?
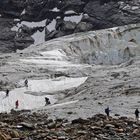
[11,20,46,45]
[31,30,45,45]
[20,58,71,65]
[0,87,56,113]
[21,9,25,15]
[11,20,46,32]
[51,7,60,12]
[64,14,82,23]
[65,10,76,14]
[47,19,56,31]
[40,49,66,59]
[14,19,20,22]
[29,77,87,93]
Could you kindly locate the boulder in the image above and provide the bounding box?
[104,124,115,129]
[10,130,20,138]
[61,21,76,32]
[19,122,35,130]
[0,132,11,140]
[75,22,93,32]
[132,129,140,136]
[47,122,56,129]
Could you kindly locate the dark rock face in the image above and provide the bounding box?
[0,0,25,18]
[84,0,140,29]
[1,0,140,52]
[0,18,35,53]
[0,18,16,53]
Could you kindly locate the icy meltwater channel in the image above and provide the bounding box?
[0,77,87,112]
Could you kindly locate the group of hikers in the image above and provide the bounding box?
[5,89,19,109]
[105,107,140,121]
[4,79,51,109]
[3,79,140,120]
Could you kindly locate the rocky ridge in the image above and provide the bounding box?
[1,0,140,52]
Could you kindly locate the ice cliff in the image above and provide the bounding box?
[22,23,140,65]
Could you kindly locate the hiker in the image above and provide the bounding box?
[24,79,28,87]
[105,107,111,117]
[15,100,19,109]
[135,108,139,121]
[6,89,9,97]
[45,97,51,106]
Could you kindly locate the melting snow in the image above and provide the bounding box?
[47,19,56,31]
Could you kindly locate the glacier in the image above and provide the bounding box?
[0,23,140,119]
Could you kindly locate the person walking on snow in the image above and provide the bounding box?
[135,108,139,121]
[15,100,19,109]
[45,97,50,106]
[6,89,9,97]
[24,79,28,87]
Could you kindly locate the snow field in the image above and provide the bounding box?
[0,76,87,112]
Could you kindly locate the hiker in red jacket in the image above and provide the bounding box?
[15,100,19,109]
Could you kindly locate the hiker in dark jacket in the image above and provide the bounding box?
[24,79,28,87]
[45,97,50,106]
[15,100,19,109]
[135,108,139,121]
[6,89,9,97]
[105,107,111,117]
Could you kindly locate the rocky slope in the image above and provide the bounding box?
[0,111,140,140]
[1,0,140,52]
